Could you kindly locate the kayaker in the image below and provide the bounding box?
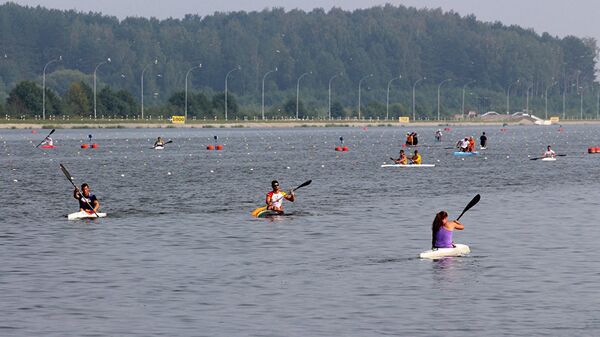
[266,180,295,212]
[405,133,413,146]
[435,129,442,142]
[154,137,165,147]
[467,136,475,152]
[41,136,53,147]
[73,183,100,213]
[457,138,469,152]
[410,149,422,165]
[394,149,408,165]
[412,132,419,146]
[480,132,487,148]
[543,145,556,158]
[431,211,464,249]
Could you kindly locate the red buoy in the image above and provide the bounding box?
[342,146,349,152]
[207,144,215,150]
[444,127,451,132]
[91,143,98,149]
[335,146,342,151]
[81,144,89,149]
[216,144,223,150]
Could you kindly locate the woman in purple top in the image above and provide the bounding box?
[431,211,464,249]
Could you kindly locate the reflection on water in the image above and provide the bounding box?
[1,125,600,336]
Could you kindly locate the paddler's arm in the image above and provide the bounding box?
[92,199,100,212]
[449,220,464,230]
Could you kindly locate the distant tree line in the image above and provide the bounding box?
[0,3,598,119]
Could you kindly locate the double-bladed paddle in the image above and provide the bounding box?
[251,180,312,217]
[530,154,566,161]
[35,129,55,148]
[59,164,100,218]
[456,194,481,221]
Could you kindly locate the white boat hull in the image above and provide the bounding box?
[68,211,107,220]
[381,164,435,168]
[541,157,556,161]
[154,145,165,150]
[419,244,470,259]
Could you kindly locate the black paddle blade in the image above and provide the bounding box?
[59,164,77,188]
[456,194,481,221]
[530,157,540,161]
[48,129,56,136]
[293,180,312,191]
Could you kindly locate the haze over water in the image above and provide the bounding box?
[1,125,600,336]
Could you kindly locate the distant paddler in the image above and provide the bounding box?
[154,137,165,147]
[480,132,487,149]
[393,149,408,165]
[266,180,295,214]
[542,145,556,158]
[435,129,442,142]
[40,136,54,147]
[73,183,100,214]
[410,149,422,165]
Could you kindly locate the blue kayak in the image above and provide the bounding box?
[454,151,479,156]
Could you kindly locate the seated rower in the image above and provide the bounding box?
[542,145,556,158]
[266,180,295,213]
[410,149,422,165]
[73,183,100,214]
[394,150,408,165]
[467,137,475,152]
[41,136,53,146]
[431,211,464,249]
[154,137,165,147]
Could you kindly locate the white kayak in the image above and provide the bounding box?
[541,157,556,161]
[154,145,165,150]
[419,244,470,259]
[67,211,107,220]
[381,164,436,168]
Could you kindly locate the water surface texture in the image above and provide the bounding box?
[1,125,600,336]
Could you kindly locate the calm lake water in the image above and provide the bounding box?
[1,125,600,336]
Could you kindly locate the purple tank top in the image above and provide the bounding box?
[434,227,453,248]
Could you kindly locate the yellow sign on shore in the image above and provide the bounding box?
[549,116,560,123]
[399,116,410,123]
[172,116,185,124]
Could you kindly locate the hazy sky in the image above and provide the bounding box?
[7,0,600,42]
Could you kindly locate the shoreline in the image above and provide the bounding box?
[1,119,599,129]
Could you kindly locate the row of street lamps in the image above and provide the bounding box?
[39,56,599,121]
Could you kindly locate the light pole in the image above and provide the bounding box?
[358,74,373,119]
[328,73,341,120]
[93,57,111,119]
[141,59,158,120]
[42,55,62,120]
[579,86,584,120]
[386,75,401,120]
[296,71,311,119]
[597,86,600,120]
[261,67,277,120]
[184,63,202,121]
[462,80,476,118]
[225,65,240,121]
[525,83,534,115]
[412,77,426,121]
[506,79,520,115]
[437,78,452,120]
[544,80,557,120]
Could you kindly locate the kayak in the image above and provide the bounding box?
[255,209,285,218]
[541,157,556,161]
[381,164,435,168]
[419,244,470,259]
[480,146,487,150]
[67,211,107,220]
[154,145,165,150]
[40,145,56,149]
[454,151,479,156]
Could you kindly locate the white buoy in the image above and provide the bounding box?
[13,179,18,182]
[210,170,214,173]
[286,166,291,169]
[167,172,172,175]
[121,174,125,177]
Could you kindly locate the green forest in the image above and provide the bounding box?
[0,2,598,120]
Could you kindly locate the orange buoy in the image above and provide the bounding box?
[91,143,98,149]
[216,144,223,150]
[207,144,215,150]
[342,146,349,152]
[335,146,342,151]
[81,144,89,149]
[31,130,37,134]
[444,127,451,132]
